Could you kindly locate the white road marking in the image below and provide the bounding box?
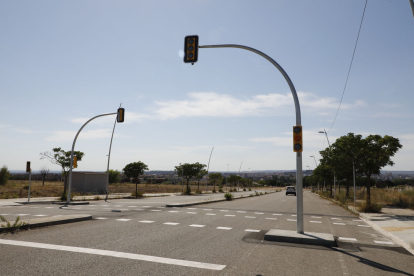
[17,214,30,216]
[216,227,232,230]
[205,213,216,216]
[88,205,97,207]
[118,209,129,211]
[291,215,297,217]
[142,206,151,208]
[220,210,229,212]
[115,205,123,207]
[189,224,205,228]
[287,219,297,221]
[33,215,47,217]
[265,218,277,220]
[352,219,362,221]
[157,207,165,209]
[30,207,39,209]
[164,222,179,226]
[311,216,321,218]
[150,210,161,212]
[186,212,197,214]
[245,229,260,232]
[102,205,109,206]
[333,223,345,225]
[225,215,236,217]
[95,217,108,220]
[255,212,264,215]
[310,221,322,223]
[116,219,131,222]
[134,209,144,211]
[237,211,246,213]
[0,214,9,215]
[358,225,371,227]
[52,215,62,217]
[374,241,394,245]
[339,237,357,241]
[273,214,283,216]
[331,218,342,220]
[245,216,256,218]
[187,208,196,210]
[45,207,54,209]
[168,211,179,213]
[139,220,154,223]
[128,206,137,207]
[203,209,212,211]
[0,239,226,271]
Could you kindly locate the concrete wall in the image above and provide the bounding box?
[72,172,107,193]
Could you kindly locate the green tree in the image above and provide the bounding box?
[123,162,149,179]
[175,162,206,195]
[40,148,85,195]
[227,175,242,190]
[0,165,10,186]
[313,163,334,196]
[108,169,121,184]
[196,169,208,191]
[209,172,222,192]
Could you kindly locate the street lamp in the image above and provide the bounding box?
[310,156,319,191]
[319,129,336,197]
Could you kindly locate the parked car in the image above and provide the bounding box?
[286,186,296,196]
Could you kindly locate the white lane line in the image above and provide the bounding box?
[118,209,129,211]
[189,224,205,228]
[102,205,109,206]
[33,215,47,217]
[116,219,131,222]
[128,206,137,208]
[265,218,277,220]
[0,239,226,271]
[95,217,108,220]
[224,215,235,217]
[0,214,10,215]
[44,207,54,209]
[310,221,322,223]
[187,208,196,210]
[150,210,162,212]
[203,209,212,211]
[333,223,346,225]
[287,219,297,221]
[358,225,371,227]
[216,227,232,230]
[134,209,144,211]
[273,214,282,216]
[374,241,394,245]
[245,216,256,219]
[139,220,154,223]
[237,211,246,213]
[255,212,264,215]
[115,205,123,207]
[311,216,321,218]
[88,205,97,207]
[352,219,362,221]
[331,218,342,220]
[164,222,179,226]
[245,229,260,232]
[339,237,357,241]
[17,214,30,216]
[205,213,216,216]
[168,211,179,213]
[291,215,297,217]
[52,215,62,217]
[186,212,197,214]
[142,206,151,208]
[220,210,229,212]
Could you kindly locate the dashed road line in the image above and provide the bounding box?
[17,214,30,216]
[311,216,321,218]
[237,211,246,213]
[205,213,216,216]
[265,218,277,220]
[134,209,144,211]
[291,215,297,217]
[95,217,108,220]
[245,229,260,232]
[142,206,151,208]
[168,211,179,213]
[374,241,394,245]
[203,209,212,211]
[224,215,235,217]
[331,218,342,220]
[273,214,282,216]
[116,219,132,222]
[216,227,232,230]
[189,224,205,228]
[358,225,371,227]
[187,208,196,210]
[128,206,137,207]
[339,237,357,241]
[220,210,229,212]
[287,219,297,221]
[310,221,322,223]
[333,223,345,225]
[164,222,179,226]
[33,215,47,217]
[245,216,256,219]
[139,220,154,223]
[150,210,162,212]
[186,212,197,214]
[255,212,264,215]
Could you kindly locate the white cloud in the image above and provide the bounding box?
[0,124,9,130]
[178,49,184,58]
[46,129,115,142]
[14,128,33,134]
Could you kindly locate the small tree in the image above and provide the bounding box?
[196,169,208,191]
[39,167,49,186]
[123,162,149,198]
[108,169,121,184]
[209,172,222,192]
[40,148,85,195]
[227,175,241,190]
[175,162,206,195]
[0,165,10,186]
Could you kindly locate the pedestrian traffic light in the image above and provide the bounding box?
[117,108,125,123]
[293,126,303,152]
[183,35,199,64]
[26,161,31,173]
[73,156,77,168]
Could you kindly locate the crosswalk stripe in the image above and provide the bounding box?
[216,227,232,230]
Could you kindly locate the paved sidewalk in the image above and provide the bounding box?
[349,205,414,255]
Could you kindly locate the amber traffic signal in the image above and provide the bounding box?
[117,108,125,123]
[73,156,78,168]
[293,126,303,152]
[183,35,199,64]
[26,161,31,173]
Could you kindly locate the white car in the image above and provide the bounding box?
[286,186,296,196]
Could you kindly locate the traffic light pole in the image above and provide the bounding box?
[199,44,304,234]
[66,112,117,205]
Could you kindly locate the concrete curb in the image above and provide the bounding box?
[166,191,277,207]
[264,229,337,247]
[0,214,92,233]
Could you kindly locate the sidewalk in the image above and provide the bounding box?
[349,205,414,255]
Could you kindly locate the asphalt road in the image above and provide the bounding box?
[0,191,413,275]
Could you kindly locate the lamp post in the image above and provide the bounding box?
[319,129,336,197]
[205,146,214,192]
[310,155,319,191]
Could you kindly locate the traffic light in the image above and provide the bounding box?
[26,161,31,173]
[117,108,125,123]
[73,156,77,168]
[183,35,199,64]
[293,126,303,152]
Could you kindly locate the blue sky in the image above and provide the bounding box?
[1,0,414,172]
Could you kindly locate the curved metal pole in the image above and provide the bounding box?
[205,146,214,192]
[238,161,243,190]
[105,103,122,201]
[66,112,117,204]
[199,44,304,233]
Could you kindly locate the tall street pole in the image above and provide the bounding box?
[319,129,335,197]
[198,44,303,234]
[205,146,214,192]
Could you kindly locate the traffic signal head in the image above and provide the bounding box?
[293,126,303,152]
[117,108,125,123]
[26,161,31,173]
[73,156,78,168]
[183,35,199,64]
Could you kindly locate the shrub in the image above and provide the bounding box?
[224,193,234,201]
[218,188,224,193]
[0,215,27,232]
[108,170,121,184]
[0,165,10,186]
[248,188,251,191]
[265,192,268,194]
[255,191,260,196]
[243,188,246,191]
[359,202,382,213]
[94,196,101,200]
[212,189,217,193]
[131,190,144,198]
[249,194,254,197]
[195,189,202,194]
